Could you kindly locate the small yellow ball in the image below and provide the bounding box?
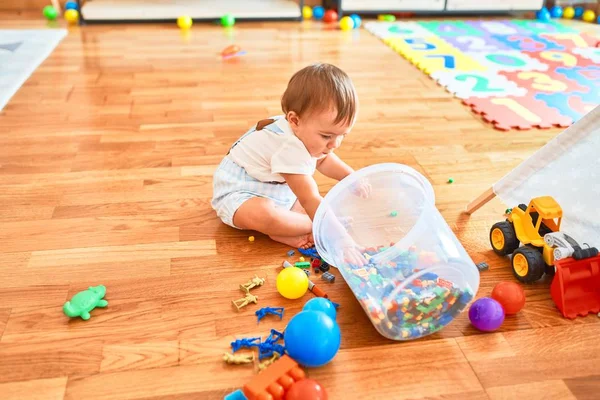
[64,9,79,24]
[563,6,575,19]
[276,267,309,299]
[582,10,596,22]
[302,5,313,20]
[177,15,193,30]
[248,236,255,242]
[339,16,354,31]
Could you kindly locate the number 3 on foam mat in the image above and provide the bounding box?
[404,38,436,50]
[517,72,567,92]
[455,74,504,93]
[491,98,542,123]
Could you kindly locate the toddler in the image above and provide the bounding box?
[211,63,368,257]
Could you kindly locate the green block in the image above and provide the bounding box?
[295,262,311,269]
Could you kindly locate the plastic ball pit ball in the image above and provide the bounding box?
[536,8,551,21]
[302,6,313,20]
[276,267,309,299]
[469,297,505,332]
[312,6,325,20]
[582,10,596,23]
[323,10,338,23]
[563,6,575,19]
[339,16,354,31]
[285,379,328,400]
[350,14,362,29]
[177,16,193,30]
[574,7,584,18]
[64,9,79,24]
[65,1,79,11]
[550,5,563,18]
[284,310,340,367]
[221,14,235,27]
[303,297,337,320]
[491,281,526,314]
[43,5,58,21]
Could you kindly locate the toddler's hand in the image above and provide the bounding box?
[351,178,372,199]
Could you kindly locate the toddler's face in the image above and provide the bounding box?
[288,109,353,158]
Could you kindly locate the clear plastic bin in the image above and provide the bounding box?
[313,163,479,340]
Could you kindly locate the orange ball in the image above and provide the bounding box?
[491,281,526,314]
[285,379,328,400]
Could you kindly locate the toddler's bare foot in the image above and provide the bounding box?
[269,233,314,249]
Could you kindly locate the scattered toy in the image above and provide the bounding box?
[321,271,335,283]
[286,379,328,400]
[243,355,306,400]
[284,309,340,367]
[468,297,505,332]
[283,260,328,298]
[390,210,398,217]
[223,352,254,365]
[232,293,259,311]
[287,250,295,257]
[277,265,309,299]
[491,281,526,315]
[303,297,337,320]
[177,15,193,29]
[319,262,330,272]
[311,259,321,269]
[240,275,265,293]
[255,306,284,322]
[303,269,310,277]
[258,342,286,360]
[476,262,489,271]
[447,177,454,184]
[295,261,311,269]
[265,328,284,345]
[231,336,261,352]
[298,247,320,259]
[221,44,246,59]
[299,256,305,262]
[248,236,255,242]
[224,389,247,400]
[63,285,108,320]
[331,301,340,309]
[258,353,280,371]
[221,13,235,27]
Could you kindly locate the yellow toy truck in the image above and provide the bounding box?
[490,196,597,283]
[490,196,563,283]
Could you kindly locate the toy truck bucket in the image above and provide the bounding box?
[550,254,600,319]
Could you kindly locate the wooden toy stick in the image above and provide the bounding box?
[465,187,495,215]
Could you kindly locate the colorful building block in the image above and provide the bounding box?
[243,355,306,400]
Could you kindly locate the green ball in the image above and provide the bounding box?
[390,211,398,217]
[43,5,58,20]
[447,178,454,184]
[221,13,235,27]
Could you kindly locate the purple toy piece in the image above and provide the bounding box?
[468,297,505,332]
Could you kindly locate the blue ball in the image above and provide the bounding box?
[65,0,78,10]
[303,297,337,320]
[313,6,325,20]
[597,15,600,24]
[349,14,362,29]
[575,6,584,18]
[537,9,551,22]
[550,5,563,18]
[284,310,340,367]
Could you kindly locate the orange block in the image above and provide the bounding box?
[243,355,306,400]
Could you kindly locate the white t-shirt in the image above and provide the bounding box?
[228,116,323,183]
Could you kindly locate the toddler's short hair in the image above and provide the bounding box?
[281,63,358,126]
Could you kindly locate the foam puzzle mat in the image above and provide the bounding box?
[365,19,600,130]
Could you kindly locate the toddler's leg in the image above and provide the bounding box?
[233,198,313,248]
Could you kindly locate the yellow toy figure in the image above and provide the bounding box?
[232,292,259,311]
[223,352,254,365]
[239,275,265,293]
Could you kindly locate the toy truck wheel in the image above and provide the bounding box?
[511,246,545,283]
[490,221,519,256]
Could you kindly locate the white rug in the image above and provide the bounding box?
[0,29,67,110]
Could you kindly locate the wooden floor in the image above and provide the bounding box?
[1,13,599,400]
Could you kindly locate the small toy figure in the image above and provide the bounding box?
[258,342,286,360]
[63,285,108,320]
[258,353,281,371]
[223,352,254,365]
[255,306,284,322]
[231,336,261,352]
[240,275,266,293]
[232,293,259,311]
[265,328,284,344]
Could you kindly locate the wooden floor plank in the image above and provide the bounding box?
[486,380,576,400]
[0,377,68,400]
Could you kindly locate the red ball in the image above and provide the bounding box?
[285,379,328,400]
[323,10,338,23]
[491,281,526,315]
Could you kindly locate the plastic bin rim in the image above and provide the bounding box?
[313,163,436,264]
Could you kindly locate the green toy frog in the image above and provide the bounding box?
[63,285,108,320]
